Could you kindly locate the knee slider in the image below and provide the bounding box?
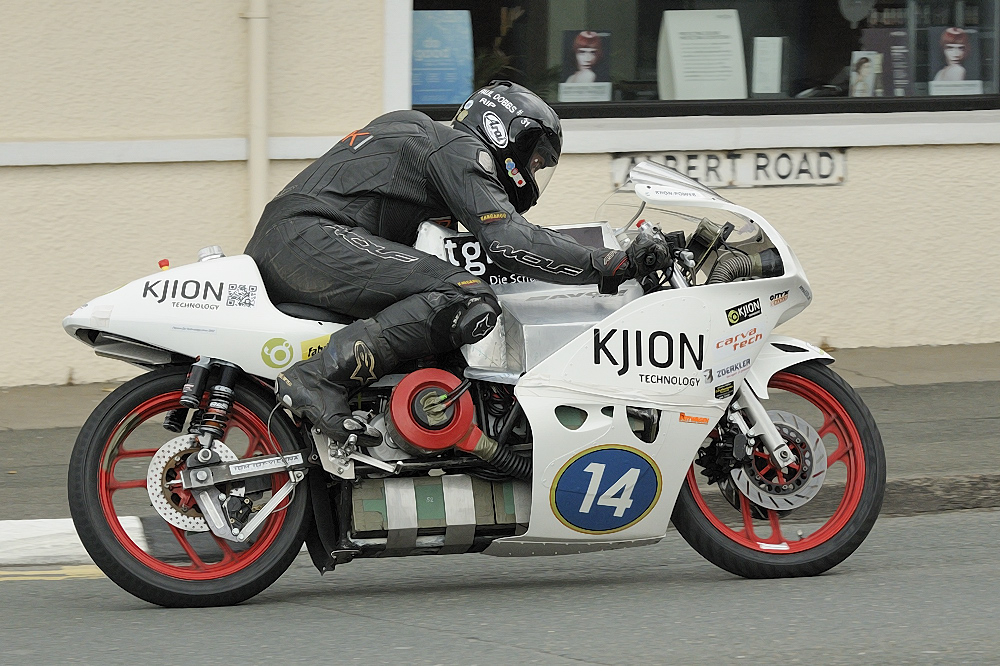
[453,295,501,345]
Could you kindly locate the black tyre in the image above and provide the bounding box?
[671,360,885,578]
[68,367,311,606]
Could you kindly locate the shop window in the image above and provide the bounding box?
[411,0,1000,118]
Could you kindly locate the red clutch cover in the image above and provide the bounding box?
[388,369,480,453]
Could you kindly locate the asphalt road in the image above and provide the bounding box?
[4,380,999,520]
[0,509,997,665]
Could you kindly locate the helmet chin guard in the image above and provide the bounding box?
[452,81,563,213]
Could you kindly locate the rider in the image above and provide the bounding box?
[245,81,672,447]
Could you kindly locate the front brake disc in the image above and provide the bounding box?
[730,410,828,511]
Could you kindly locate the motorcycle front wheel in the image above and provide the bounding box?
[68,367,310,607]
[671,360,885,578]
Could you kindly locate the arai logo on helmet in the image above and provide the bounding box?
[483,111,508,148]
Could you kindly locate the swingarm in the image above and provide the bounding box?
[178,450,311,543]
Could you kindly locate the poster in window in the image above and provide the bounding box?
[927,27,983,96]
[656,10,747,101]
[861,28,912,97]
[411,11,474,105]
[849,51,882,97]
[557,31,612,102]
[751,36,787,96]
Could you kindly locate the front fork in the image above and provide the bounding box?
[665,265,795,470]
[728,381,796,470]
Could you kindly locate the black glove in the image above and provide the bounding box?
[594,234,673,294]
[624,232,673,279]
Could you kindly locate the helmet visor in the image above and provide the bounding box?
[529,134,560,197]
[533,161,556,196]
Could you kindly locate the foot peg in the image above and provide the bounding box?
[339,415,383,449]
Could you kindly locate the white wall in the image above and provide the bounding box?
[536,145,1000,350]
[1,2,998,386]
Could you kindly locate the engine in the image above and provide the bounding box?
[334,368,534,557]
[384,369,485,457]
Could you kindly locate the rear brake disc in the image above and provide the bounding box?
[146,435,242,532]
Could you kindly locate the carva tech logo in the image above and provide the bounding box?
[726,299,762,326]
[261,338,294,369]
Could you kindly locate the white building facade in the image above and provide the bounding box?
[1,0,998,386]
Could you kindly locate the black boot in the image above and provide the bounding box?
[275,319,397,448]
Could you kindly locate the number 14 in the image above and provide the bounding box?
[579,463,640,517]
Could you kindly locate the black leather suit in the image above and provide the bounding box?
[246,110,619,377]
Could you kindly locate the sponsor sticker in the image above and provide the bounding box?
[261,338,293,369]
[639,375,701,386]
[227,284,257,308]
[143,279,224,307]
[726,298,762,326]
[300,334,332,360]
[479,212,507,223]
[799,285,813,302]
[679,412,710,425]
[483,111,508,148]
[504,157,526,187]
[593,328,705,376]
[714,382,735,400]
[715,328,763,354]
[550,445,662,534]
[770,290,789,306]
[714,357,751,381]
[228,452,303,476]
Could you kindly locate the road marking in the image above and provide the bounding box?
[0,565,105,581]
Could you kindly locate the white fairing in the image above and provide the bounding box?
[63,255,347,379]
[63,161,826,556]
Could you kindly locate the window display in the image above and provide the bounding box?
[656,9,747,100]
[411,10,475,105]
[849,51,882,96]
[928,26,985,93]
[411,0,999,116]
[751,36,787,96]
[558,30,613,101]
[861,26,912,96]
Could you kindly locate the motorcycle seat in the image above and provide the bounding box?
[276,302,353,324]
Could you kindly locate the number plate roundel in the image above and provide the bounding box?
[550,445,662,534]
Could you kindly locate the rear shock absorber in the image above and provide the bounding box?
[162,357,213,432]
[197,362,240,443]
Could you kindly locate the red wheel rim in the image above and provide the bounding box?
[687,372,866,554]
[97,391,289,579]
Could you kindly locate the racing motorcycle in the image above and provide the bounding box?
[63,161,885,607]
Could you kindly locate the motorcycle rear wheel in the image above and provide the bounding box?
[68,367,310,607]
[671,360,885,578]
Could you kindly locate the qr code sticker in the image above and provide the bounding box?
[227,284,257,308]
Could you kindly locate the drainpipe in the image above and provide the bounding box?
[383,0,413,112]
[246,0,269,231]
